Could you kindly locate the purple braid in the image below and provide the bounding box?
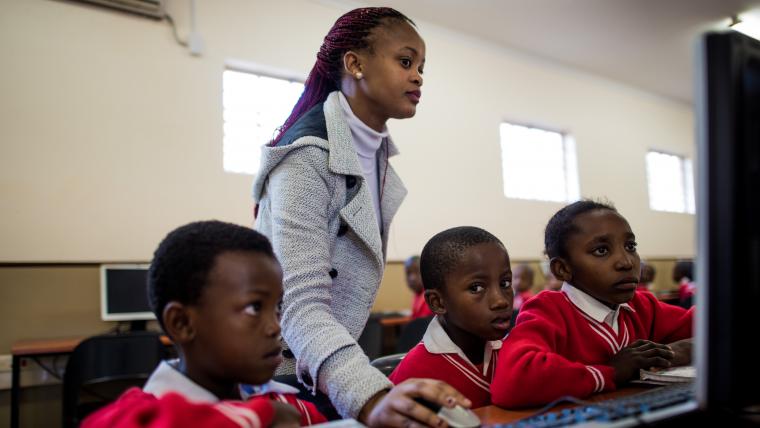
[271,7,414,146]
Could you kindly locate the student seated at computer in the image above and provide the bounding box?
[83,221,326,427]
[672,259,696,308]
[491,201,693,408]
[405,255,434,319]
[389,226,514,408]
[637,261,656,291]
[512,263,536,312]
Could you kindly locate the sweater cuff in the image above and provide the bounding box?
[586,364,617,393]
[318,346,393,419]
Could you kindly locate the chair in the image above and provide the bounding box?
[357,315,383,361]
[395,316,432,353]
[509,308,519,332]
[371,353,406,377]
[62,331,168,428]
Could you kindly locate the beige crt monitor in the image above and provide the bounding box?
[100,264,154,322]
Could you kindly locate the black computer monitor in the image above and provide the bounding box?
[99,264,154,330]
[696,30,760,413]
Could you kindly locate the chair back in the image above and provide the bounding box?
[357,315,383,361]
[62,331,167,428]
[371,353,406,377]
[395,316,433,353]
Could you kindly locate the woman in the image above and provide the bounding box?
[253,7,469,428]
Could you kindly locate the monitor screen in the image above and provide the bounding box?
[100,264,154,322]
[696,29,760,412]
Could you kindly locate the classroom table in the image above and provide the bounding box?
[10,335,172,428]
[473,386,652,425]
[378,315,412,327]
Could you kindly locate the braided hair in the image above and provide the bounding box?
[271,7,415,146]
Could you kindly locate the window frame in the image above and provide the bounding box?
[645,149,696,214]
[498,120,580,203]
[221,61,306,175]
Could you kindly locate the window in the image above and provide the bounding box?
[222,69,304,174]
[645,151,696,214]
[499,123,580,203]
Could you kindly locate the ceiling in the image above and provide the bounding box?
[346,0,760,104]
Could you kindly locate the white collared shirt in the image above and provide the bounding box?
[422,316,503,376]
[143,360,299,403]
[561,282,634,334]
[338,91,388,230]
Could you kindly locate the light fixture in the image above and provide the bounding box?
[730,14,760,41]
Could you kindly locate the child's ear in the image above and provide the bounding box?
[551,257,572,283]
[342,51,364,78]
[163,302,196,344]
[424,289,446,315]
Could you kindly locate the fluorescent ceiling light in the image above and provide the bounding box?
[731,14,760,41]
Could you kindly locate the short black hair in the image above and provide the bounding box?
[420,226,504,290]
[673,259,694,281]
[545,200,617,260]
[148,220,276,330]
[404,255,420,269]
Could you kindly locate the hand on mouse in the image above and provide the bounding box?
[359,378,471,428]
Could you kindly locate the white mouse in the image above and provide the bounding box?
[437,405,481,428]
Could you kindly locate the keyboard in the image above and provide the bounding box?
[489,382,698,428]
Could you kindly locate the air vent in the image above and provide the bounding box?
[74,0,164,19]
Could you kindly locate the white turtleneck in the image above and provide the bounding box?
[338,92,388,230]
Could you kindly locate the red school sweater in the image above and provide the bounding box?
[389,342,500,408]
[389,317,502,408]
[82,387,326,428]
[491,290,693,408]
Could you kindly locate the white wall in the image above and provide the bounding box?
[0,0,696,262]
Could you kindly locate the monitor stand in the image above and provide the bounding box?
[128,320,147,332]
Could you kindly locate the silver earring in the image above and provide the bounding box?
[355,72,363,80]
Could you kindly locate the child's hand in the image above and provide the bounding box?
[609,339,675,385]
[359,378,471,428]
[270,401,301,428]
[668,338,693,366]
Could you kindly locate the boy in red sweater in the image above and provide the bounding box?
[492,201,693,408]
[390,226,514,408]
[83,221,326,427]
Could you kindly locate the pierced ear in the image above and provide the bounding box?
[424,289,446,315]
[343,51,363,79]
[162,302,196,344]
[550,257,572,283]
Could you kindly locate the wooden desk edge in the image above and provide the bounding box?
[379,316,413,327]
[11,335,172,356]
[475,386,653,424]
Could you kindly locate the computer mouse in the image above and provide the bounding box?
[414,397,481,428]
[437,405,481,428]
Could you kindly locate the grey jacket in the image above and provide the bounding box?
[252,91,407,418]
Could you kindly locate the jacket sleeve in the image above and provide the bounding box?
[261,146,391,418]
[81,388,275,428]
[491,303,616,408]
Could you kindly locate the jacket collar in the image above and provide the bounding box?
[323,91,401,177]
[143,360,220,403]
[143,360,299,403]
[422,316,503,376]
[561,282,634,333]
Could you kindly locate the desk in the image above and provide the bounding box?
[474,386,651,425]
[10,335,172,428]
[378,316,412,327]
[656,291,681,306]
[377,316,412,355]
